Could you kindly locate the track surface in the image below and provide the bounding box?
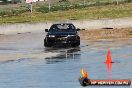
[0,32,132,88]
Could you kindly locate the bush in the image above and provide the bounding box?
[0,9,27,17]
[59,0,69,2]
[126,0,132,2]
[36,0,132,13]
[36,3,87,13]
[36,6,49,13]
[0,11,6,17]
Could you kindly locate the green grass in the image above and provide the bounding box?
[0,3,132,24]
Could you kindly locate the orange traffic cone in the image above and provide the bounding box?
[104,50,113,63]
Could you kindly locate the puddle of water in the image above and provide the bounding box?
[0,32,132,88]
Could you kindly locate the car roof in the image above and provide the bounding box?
[52,23,74,25]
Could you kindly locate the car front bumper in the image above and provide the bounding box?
[46,36,80,44]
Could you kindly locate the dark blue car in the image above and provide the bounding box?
[44,23,80,47]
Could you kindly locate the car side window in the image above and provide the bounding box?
[68,25,76,31]
[49,25,58,32]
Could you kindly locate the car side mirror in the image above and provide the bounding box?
[45,29,49,32]
[76,28,80,31]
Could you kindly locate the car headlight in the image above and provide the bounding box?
[48,35,55,37]
[67,35,75,37]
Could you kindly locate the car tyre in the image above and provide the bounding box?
[71,41,80,47]
[44,39,52,47]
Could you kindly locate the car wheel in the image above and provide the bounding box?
[44,39,52,47]
[71,41,80,47]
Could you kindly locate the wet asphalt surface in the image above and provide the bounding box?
[0,32,132,88]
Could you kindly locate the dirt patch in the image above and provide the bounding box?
[80,28,132,40]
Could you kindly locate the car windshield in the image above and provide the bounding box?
[49,24,76,32]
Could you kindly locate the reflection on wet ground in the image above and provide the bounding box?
[45,47,81,64]
[0,33,132,88]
